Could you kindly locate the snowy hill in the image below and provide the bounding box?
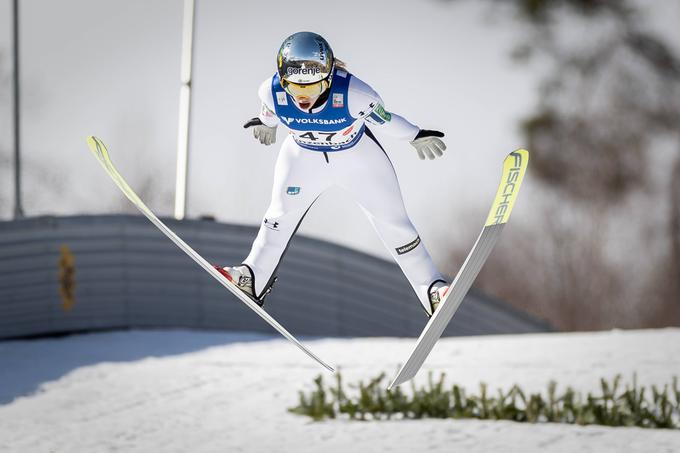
[1,329,679,452]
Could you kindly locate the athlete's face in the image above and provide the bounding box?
[282,78,330,111]
[293,95,319,110]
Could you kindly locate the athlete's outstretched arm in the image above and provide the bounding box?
[348,76,446,159]
[243,78,280,146]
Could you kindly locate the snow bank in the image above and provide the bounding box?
[0,329,678,452]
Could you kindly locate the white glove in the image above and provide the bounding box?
[409,130,446,160]
[244,118,277,146]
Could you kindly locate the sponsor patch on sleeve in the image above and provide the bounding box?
[261,103,275,118]
[371,104,392,122]
[371,104,392,121]
[395,236,421,255]
[367,112,385,125]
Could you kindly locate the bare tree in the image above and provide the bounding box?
[516,1,680,328]
[439,0,680,329]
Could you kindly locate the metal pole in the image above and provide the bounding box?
[174,0,196,220]
[12,0,24,218]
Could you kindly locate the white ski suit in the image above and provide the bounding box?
[243,68,445,313]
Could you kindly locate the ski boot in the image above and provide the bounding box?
[213,264,275,308]
[427,280,450,317]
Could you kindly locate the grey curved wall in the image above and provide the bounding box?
[0,215,551,339]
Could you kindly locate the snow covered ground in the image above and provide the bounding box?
[1,328,679,453]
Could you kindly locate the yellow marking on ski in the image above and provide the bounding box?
[86,136,153,217]
[484,149,529,226]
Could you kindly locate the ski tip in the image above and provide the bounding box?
[86,136,113,162]
[86,135,105,153]
[484,148,529,227]
[86,135,98,147]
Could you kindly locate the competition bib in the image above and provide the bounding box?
[271,69,365,152]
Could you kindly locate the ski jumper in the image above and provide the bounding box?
[243,68,445,313]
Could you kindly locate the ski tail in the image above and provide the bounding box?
[86,136,334,372]
[388,149,529,389]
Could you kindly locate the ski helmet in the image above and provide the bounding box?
[277,32,335,98]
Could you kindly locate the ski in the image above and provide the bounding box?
[388,149,529,389]
[86,136,334,373]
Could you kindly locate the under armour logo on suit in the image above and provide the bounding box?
[264,218,280,230]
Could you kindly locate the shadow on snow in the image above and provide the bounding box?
[0,329,277,405]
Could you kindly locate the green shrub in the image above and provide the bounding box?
[289,372,680,429]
